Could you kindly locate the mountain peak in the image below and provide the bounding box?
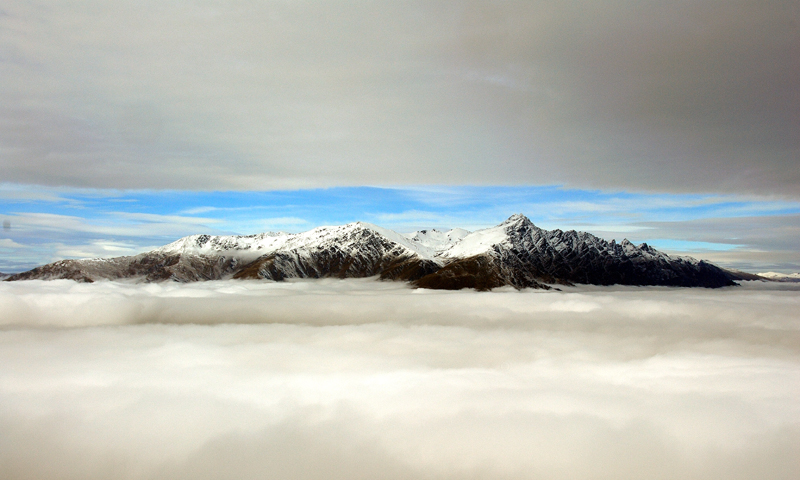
[501,213,533,227]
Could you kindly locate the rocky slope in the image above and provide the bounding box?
[5,214,738,289]
[416,214,736,289]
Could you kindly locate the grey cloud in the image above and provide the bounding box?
[640,214,800,251]
[0,211,227,271]
[1,1,797,194]
[635,214,800,271]
[679,248,800,274]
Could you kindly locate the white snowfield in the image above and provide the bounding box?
[405,227,470,256]
[438,222,509,258]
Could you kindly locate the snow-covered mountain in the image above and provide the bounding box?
[757,272,800,282]
[415,214,736,289]
[5,214,739,289]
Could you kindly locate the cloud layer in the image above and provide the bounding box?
[1,1,798,195]
[1,279,798,479]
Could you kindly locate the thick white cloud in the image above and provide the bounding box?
[1,279,798,479]
[0,1,798,195]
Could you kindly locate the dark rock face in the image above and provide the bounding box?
[5,254,242,283]
[5,215,739,289]
[412,215,734,290]
[233,228,440,282]
[5,260,97,283]
[124,254,242,282]
[414,255,550,291]
[487,215,736,288]
[378,257,441,282]
[721,269,768,282]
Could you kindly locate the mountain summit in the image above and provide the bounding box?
[6,215,739,289]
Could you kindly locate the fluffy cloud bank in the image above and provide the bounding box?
[1,279,799,479]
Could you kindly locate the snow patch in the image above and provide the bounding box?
[441,224,511,258]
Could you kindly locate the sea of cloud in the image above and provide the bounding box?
[0,278,798,479]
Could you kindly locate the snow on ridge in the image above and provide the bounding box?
[439,214,700,264]
[155,221,475,262]
[150,214,694,266]
[279,221,429,259]
[440,223,511,258]
[758,272,800,279]
[152,221,442,262]
[403,228,471,256]
[154,232,292,260]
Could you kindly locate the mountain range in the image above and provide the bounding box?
[5,214,744,289]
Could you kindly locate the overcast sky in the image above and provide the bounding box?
[1,1,799,271]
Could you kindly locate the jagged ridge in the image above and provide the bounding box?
[417,214,734,288]
[5,215,737,289]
